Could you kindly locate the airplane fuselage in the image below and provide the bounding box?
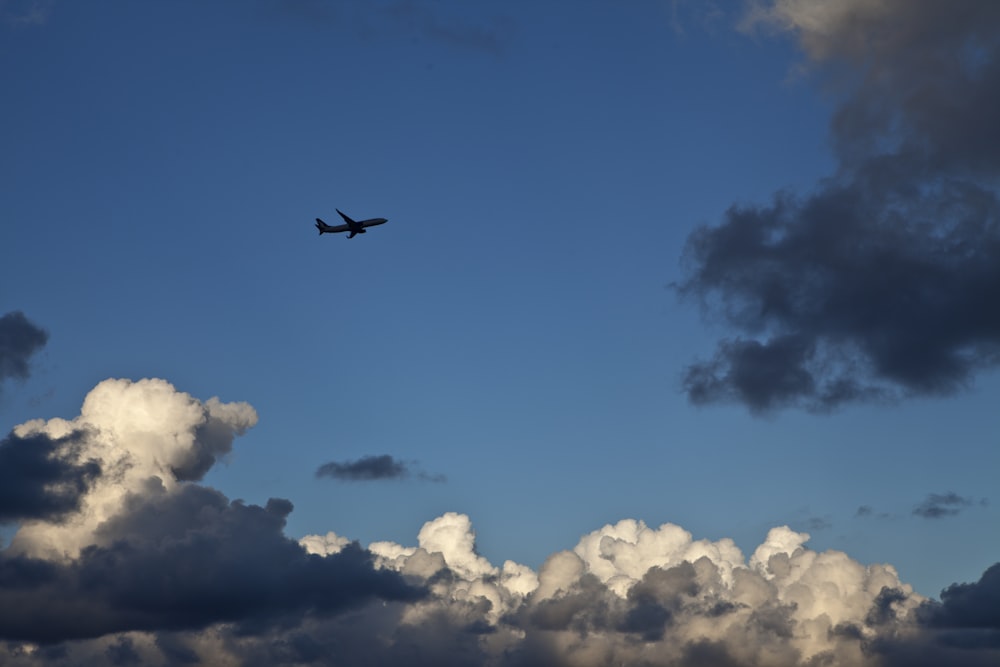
[315,211,388,238]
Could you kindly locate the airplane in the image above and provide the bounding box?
[315,209,388,239]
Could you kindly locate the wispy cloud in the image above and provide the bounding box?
[855,504,893,520]
[0,0,53,27]
[316,454,445,483]
[803,516,832,531]
[913,492,981,519]
[678,0,1000,413]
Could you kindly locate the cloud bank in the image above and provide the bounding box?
[678,0,1000,412]
[0,377,997,664]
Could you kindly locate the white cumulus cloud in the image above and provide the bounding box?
[2,376,992,666]
[8,377,257,560]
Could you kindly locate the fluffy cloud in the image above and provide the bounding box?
[0,378,422,648]
[2,377,997,664]
[293,516,929,667]
[8,378,258,559]
[678,0,1000,412]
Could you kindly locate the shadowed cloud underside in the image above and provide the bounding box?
[678,0,1000,413]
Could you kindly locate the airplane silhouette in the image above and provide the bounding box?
[315,209,388,239]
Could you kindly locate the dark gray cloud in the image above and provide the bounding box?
[0,311,48,395]
[872,563,1000,666]
[4,537,1000,666]
[913,492,977,519]
[677,0,1000,413]
[316,454,445,483]
[105,636,141,665]
[923,563,1000,631]
[0,430,99,523]
[153,634,200,664]
[0,483,424,643]
[317,454,408,481]
[865,587,909,627]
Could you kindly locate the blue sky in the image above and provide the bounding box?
[2,2,999,660]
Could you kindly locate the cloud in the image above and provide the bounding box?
[872,564,1000,665]
[913,492,977,519]
[3,378,997,664]
[855,504,893,520]
[0,311,48,396]
[677,0,1000,413]
[4,487,1000,665]
[316,454,446,483]
[297,517,927,667]
[0,488,422,643]
[922,563,1000,630]
[0,430,100,523]
[0,378,423,645]
[8,378,259,559]
[316,454,408,481]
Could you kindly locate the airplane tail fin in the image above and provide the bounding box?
[315,218,326,234]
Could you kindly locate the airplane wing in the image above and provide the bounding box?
[336,209,357,225]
